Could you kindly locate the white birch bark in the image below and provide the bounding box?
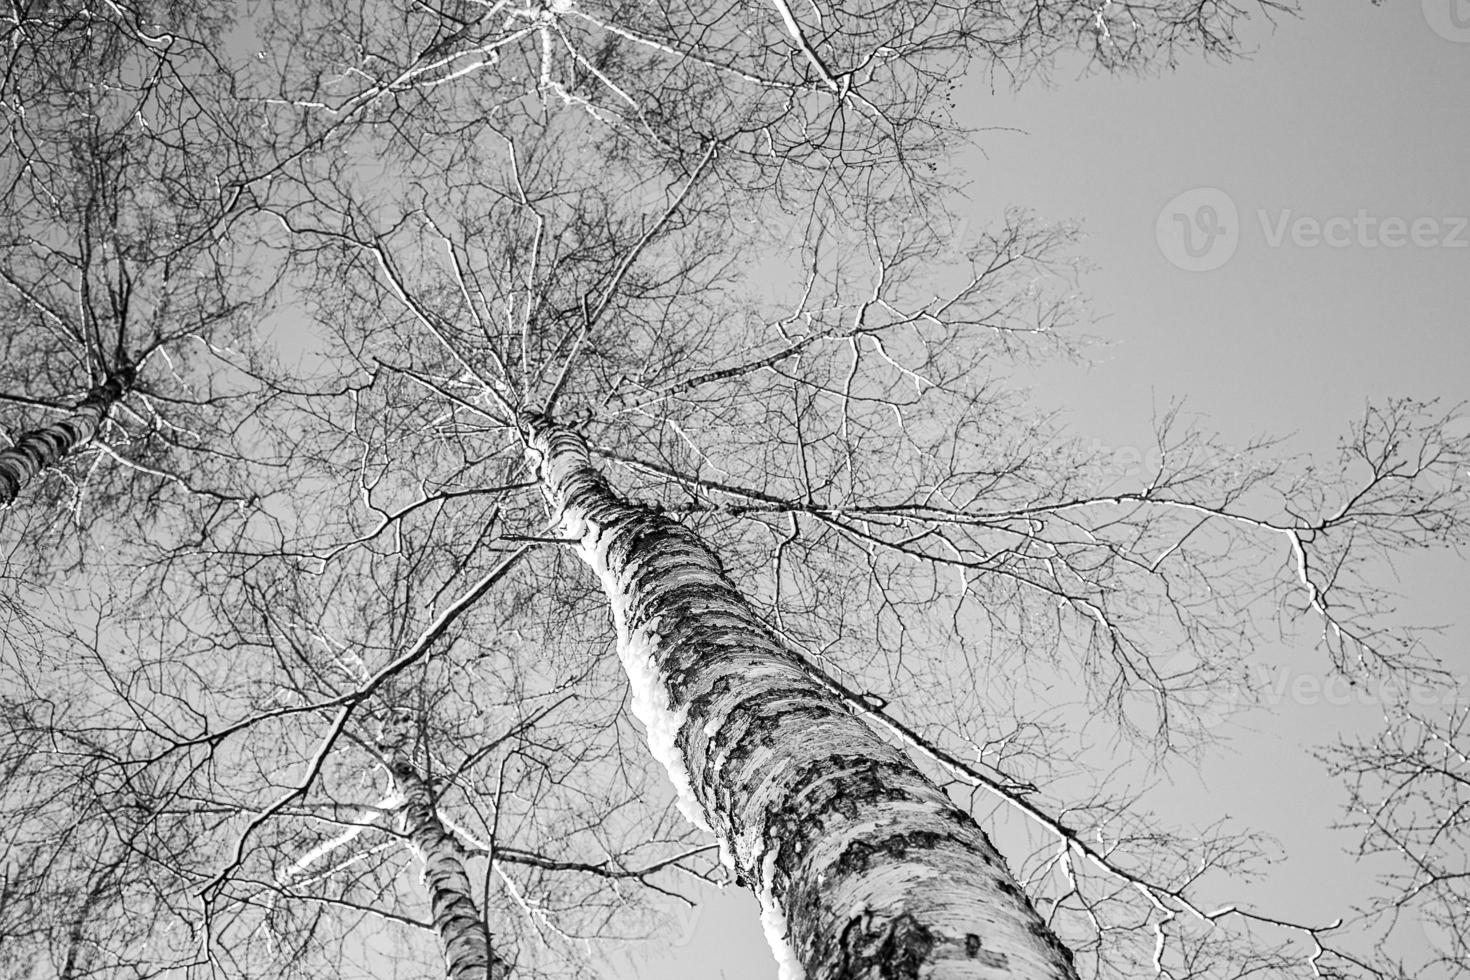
[387,750,511,980]
[522,412,1078,980]
[0,370,132,505]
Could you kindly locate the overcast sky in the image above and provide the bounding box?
[621,5,1470,978]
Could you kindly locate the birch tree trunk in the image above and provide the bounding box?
[387,750,511,980]
[521,412,1078,980]
[0,368,133,505]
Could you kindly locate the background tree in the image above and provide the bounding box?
[2,498,722,979]
[0,0,288,561]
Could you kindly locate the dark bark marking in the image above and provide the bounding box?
[830,829,953,879]
[1029,918,1078,967]
[836,912,936,980]
[760,756,936,892]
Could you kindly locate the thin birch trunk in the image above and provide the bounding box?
[58,872,110,980]
[0,368,133,505]
[523,412,1078,980]
[55,850,131,980]
[387,750,510,980]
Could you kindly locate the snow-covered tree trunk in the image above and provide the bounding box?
[0,369,132,505]
[387,750,510,980]
[521,412,1078,980]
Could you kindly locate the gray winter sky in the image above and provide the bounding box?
[621,5,1470,978]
